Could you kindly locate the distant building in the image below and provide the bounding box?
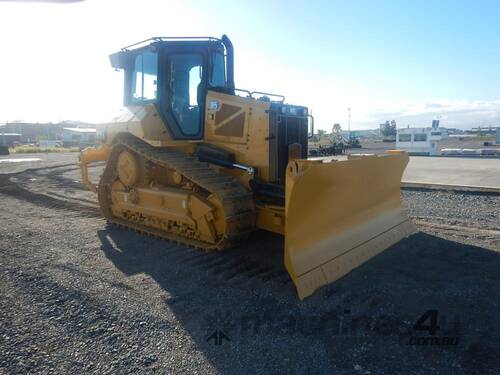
[0,132,22,146]
[467,126,499,135]
[0,121,95,143]
[448,134,475,138]
[444,128,465,135]
[341,129,379,138]
[60,127,96,147]
[396,126,448,156]
[497,128,500,145]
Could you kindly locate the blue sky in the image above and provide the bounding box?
[221,0,500,99]
[0,0,499,130]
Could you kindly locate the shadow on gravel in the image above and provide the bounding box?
[97,225,500,373]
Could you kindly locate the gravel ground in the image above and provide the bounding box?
[402,189,500,250]
[0,152,78,174]
[1,154,499,374]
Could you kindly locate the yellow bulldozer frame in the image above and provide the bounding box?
[80,35,414,299]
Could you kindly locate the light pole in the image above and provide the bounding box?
[347,107,351,138]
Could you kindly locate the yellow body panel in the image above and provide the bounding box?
[205,91,272,182]
[100,104,195,152]
[255,204,285,235]
[99,92,272,185]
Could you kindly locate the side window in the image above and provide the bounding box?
[210,52,225,87]
[169,54,203,136]
[189,65,202,106]
[131,51,157,102]
[414,133,427,142]
[398,134,411,142]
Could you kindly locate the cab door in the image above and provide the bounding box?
[160,51,206,139]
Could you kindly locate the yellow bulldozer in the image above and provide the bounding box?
[81,35,414,299]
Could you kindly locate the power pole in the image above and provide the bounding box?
[347,107,351,138]
[1,121,6,147]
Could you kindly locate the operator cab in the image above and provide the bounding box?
[110,35,235,140]
[110,35,312,191]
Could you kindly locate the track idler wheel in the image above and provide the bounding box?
[117,150,140,188]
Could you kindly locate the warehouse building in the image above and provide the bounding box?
[396,123,448,156]
[60,127,96,147]
[0,129,22,147]
[0,121,95,143]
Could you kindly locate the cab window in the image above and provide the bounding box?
[131,50,158,102]
[210,51,226,87]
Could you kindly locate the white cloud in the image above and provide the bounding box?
[359,100,500,130]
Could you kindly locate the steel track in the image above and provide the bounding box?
[97,135,256,250]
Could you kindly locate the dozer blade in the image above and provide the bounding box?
[284,151,415,299]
